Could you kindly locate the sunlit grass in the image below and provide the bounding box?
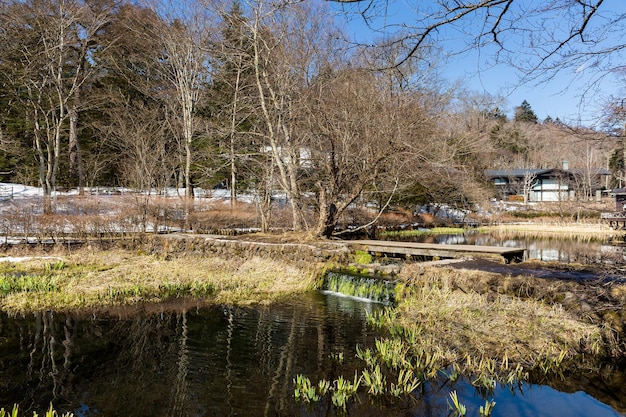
[0,250,319,313]
[396,264,606,364]
[381,227,466,238]
[481,223,620,243]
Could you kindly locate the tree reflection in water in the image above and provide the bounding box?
[0,293,379,416]
[0,293,624,417]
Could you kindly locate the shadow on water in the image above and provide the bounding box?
[0,293,624,417]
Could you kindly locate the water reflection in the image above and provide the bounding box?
[391,231,626,266]
[0,294,379,417]
[0,294,624,417]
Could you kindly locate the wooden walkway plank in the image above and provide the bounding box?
[347,240,526,264]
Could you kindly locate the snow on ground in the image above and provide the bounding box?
[0,183,257,203]
[0,183,43,198]
[0,256,62,263]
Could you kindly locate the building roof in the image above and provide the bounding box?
[484,168,610,179]
[484,169,551,178]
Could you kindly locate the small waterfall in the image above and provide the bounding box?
[322,270,398,305]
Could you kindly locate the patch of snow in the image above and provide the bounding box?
[0,256,62,263]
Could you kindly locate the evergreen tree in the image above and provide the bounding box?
[609,148,625,188]
[486,106,507,122]
[206,1,258,201]
[514,100,538,123]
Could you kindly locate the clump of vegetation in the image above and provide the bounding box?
[323,271,398,304]
[0,250,319,313]
[482,223,616,243]
[0,404,72,417]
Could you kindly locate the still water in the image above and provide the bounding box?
[391,231,626,266]
[0,293,624,417]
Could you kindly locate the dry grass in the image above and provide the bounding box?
[481,222,620,242]
[395,264,607,366]
[0,249,319,313]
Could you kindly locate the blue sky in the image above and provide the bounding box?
[442,42,622,126]
[331,0,626,127]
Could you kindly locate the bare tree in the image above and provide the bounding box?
[304,64,441,236]
[132,0,214,199]
[1,0,114,212]
[246,0,323,231]
[331,1,623,91]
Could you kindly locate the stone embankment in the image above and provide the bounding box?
[142,233,352,264]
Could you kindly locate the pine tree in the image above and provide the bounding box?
[514,100,538,123]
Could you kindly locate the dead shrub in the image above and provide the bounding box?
[190,201,258,232]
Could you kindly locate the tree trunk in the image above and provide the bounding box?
[315,186,338,237]
[68,105,84,194]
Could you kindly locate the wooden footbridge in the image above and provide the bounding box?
[347,240,526,264]
[601,212,626,229]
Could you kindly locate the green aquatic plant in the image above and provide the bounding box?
[375,338,408,370]
[0,274,58,294]
[356,345,376,369]
[390,368,421,397]
[294,373,360,412]
[317,379,330,397]
[448,390,467,417]
[331,374,360,411]
[480,399,496,417]
[294,375,319,404]
[0,404,73,417]
[361,365,386,396]
[330,351,344,364]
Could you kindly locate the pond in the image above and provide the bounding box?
[1,292,625,416]
[387,230,626,266]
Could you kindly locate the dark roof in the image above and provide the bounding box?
[484,169,555,178]
[484,168,610,178]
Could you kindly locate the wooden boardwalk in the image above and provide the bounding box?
[347,240,526,264]
[601,212,626,229]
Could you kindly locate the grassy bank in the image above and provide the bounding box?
[0,246,618,361]
[481,222,622,242]
[294,262,619,414]
[0,250,319,313]
[2,244,623,416]
[395,264,611,363]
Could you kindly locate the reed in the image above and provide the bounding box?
[448,391,467,417]
[480,400,496,417]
